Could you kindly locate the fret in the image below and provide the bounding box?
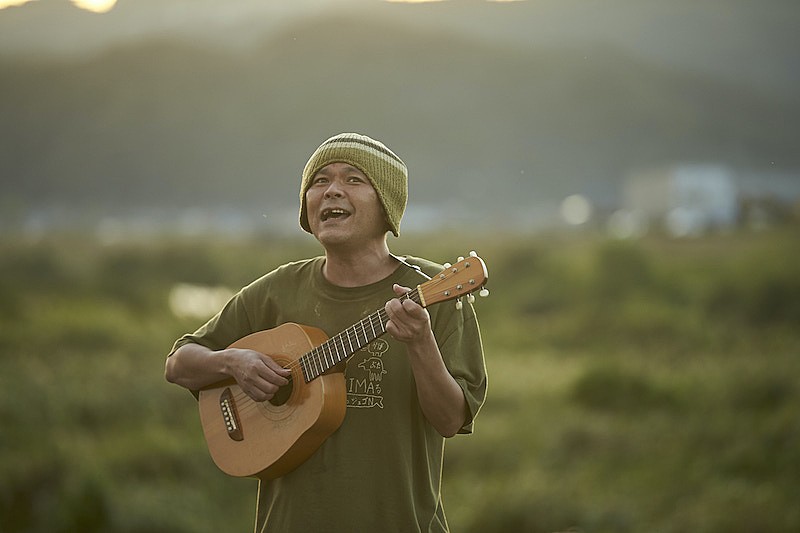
[353,324,362,347]
[335,335,346,363]
[314,345,323,370]
[345,329,354,352]
[331,335,341,359]
[303,352,312,381]
[411,289,421,305]
[303,352,312,380]
[373,312,384,334]
[310,350,321,379]
[320,345,330,377]
[291,256,487,387]
[302,351,314,382]
[343,333,351,356]
[316,347,326,375]
[353,321,362,347]
[301,285,431,384]
[318,348,326,375]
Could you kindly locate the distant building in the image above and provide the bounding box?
[622,164,738,237]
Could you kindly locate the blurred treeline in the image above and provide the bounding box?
[1,228,799,532]
[2,5,799,215]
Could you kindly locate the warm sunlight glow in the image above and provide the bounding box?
[70,0,117,13]
[169,283,234,320]
[384,0,525,2]
[1,0,521,9]
[0,0,117,11]
[0,0,32,8]
[384,0,444,3]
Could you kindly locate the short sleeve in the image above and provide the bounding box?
[431,301,488,434]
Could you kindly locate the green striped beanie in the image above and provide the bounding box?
[299,133,408,237]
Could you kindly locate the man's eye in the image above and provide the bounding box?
[313,177,328,185]
[348,176,364,183]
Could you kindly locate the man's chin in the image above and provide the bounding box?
[314,227,351,246]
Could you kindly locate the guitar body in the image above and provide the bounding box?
[195,254,488,480]
[197,323,346,479]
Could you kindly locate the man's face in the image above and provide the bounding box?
[305,162,388,248]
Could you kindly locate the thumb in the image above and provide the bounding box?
[392,283,411,296]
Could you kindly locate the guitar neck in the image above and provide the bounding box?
[298,288,421,382]
[297,253,488,382]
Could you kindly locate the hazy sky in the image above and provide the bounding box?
[1,0,117,12]
[2,0,797,232]
[0,0,518,13]
[2,0,797,99]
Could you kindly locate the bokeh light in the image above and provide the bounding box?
[560,194,593,225]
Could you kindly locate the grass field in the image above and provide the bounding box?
[1,228,798,532]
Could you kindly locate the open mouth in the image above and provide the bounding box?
[320,208,351,222]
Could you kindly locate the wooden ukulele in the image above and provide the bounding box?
[197,253,488,479]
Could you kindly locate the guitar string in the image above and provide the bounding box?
[235,259,475,386]
[226,271,479,414]
[227,292,413,413]
[225,270,479,415]
[228,305,396,417]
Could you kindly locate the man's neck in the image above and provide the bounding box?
[322,243,398,288]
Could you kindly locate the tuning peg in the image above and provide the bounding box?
[443,262,452,269]
[455,299,463,310]
[457,256,465,262]
[467,294,476,304]
[469,250,478,257]
[479,288,490,298]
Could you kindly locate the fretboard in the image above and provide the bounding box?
[299,288,421,382]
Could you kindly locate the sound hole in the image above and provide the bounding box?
[269,381,293,406]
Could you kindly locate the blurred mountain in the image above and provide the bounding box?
[2,0,798,97]
[1,0,798,230]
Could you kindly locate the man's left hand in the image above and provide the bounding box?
[385,284,432,344]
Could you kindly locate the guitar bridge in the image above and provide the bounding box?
[219,387,243,441]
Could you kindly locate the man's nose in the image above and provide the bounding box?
[323,181,344,198]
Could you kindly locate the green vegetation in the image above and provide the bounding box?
[1,229,799,532]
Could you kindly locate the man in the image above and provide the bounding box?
[165,133,487,532]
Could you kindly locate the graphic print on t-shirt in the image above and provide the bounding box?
[347,339,389,409]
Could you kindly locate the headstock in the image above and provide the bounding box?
[417,251,489,309]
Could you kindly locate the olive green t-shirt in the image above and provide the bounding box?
[170,256,487,533]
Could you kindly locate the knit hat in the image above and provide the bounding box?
[299,133,408,237]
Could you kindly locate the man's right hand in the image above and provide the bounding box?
[166,343,290,401]
[225,348,292,402]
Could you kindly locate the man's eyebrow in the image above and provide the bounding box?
[315,164,362,176]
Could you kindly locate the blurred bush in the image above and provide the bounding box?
[1,229,799,532]
[571,364,678,413]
